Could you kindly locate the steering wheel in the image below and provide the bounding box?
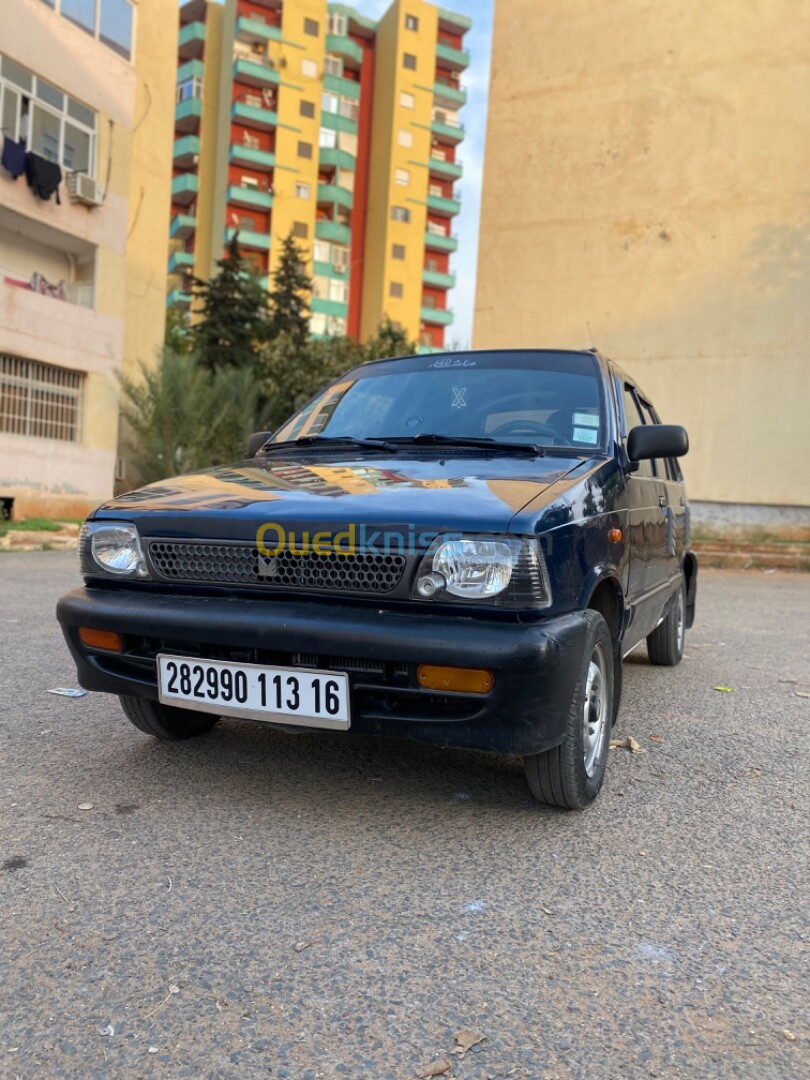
[490,419,571,446]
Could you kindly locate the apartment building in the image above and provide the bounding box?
[0,0,175,520]
[168,0,469,349]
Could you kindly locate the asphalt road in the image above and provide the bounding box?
[1,553,808,1080]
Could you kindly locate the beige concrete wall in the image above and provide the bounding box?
[474,0,810,509]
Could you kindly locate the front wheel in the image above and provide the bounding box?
[646,579,685,666]
[119,696,219,741]
[523,610,614,810]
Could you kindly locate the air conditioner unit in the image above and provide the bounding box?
[67,172,104,208]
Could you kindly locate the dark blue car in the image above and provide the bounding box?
[57,349,696,809]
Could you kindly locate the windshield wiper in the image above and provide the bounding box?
[261,436,396,454]
[380,434,546,456]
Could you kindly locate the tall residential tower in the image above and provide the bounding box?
[168,0,469,349]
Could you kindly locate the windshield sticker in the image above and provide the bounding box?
[574,426,599,445]
[573,411,600,428]
[451,387,467,408]
[430,356,477,368]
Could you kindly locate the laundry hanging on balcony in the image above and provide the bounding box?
[1,137,26,180]
[24,152,62,204]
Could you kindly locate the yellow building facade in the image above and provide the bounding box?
[168,0,470,349]
[0,0,176,519]
[475,0,810,526]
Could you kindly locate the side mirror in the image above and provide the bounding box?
[627,424,688,462]
[246,431,273,458]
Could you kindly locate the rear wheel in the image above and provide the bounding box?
[646,579,685,666]
[119,696,219,741]
[523,611,614,810]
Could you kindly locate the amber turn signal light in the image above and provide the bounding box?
[608,528,622,543]
[78,627,123,653]
[417,665,494,694]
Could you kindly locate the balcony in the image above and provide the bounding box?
[323,73,360,100]
[420,305,454,326]
[313,260,349,280]
[436,41,470,70]
[428,156,463,180]
[422,268,456,289]
[226,227,271,252]
[168,249,195,275]
[227,184,273,211]
[178,20,205,61]
[233,57,280,89]
[320,110,358,136]
[177,59,204,85]
[175,97,202,133]
[232,100,277,131]
[229,143,275,172]
[315,219,351,246]
[319,146,355,172]
[317,183,353,212]
[236,16,281,46]
[311,297,348,318]
[434,79,467,108]
[438,8,473,33]
[326,34,363,70]
[425,229,458,253]
[167,288,192,309]
[171,172,199,204]
[431,117,465,144]
[170,213,197,240]
[173,134,200,168]
[427,192,461,217]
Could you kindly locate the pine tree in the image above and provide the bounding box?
[190,233,269,371]
[267,232,312,346]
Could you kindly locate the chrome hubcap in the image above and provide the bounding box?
[676,589,685,653]
[582,644,608,778]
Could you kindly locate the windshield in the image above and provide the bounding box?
[271,351,607,452]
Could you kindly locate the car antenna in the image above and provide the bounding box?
[586,321,598,353]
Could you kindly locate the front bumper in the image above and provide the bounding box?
[56,587,588,756]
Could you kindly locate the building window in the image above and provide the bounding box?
[399,91,414,109]
[0,55,97,175]
[397,129,413,148]
[403,53,417,70]
[0,355,84,442]
[389,282,403,298]
[300,99,315,119]
[46,0,134,61]
[301,58,318,78]
[328,13,347,36]
[319,127,337,149]
[392,243,406,260]
[405,14,419,30]
[339,97,359,122]
[423,294,437,308]
[176,76,202,103]
[322,91,339,115]
[303,17,319,37]
[295,182,311,199]
[329,278,347,303]
[395,167,410,186]
[391,206,410,223]
[297,140,313,159]
[323,55,343,78]
[331,244,349,270]
[292,221,309,239]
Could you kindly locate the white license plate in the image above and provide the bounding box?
[157,655,350,730]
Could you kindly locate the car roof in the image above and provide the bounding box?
[362,347,609,370]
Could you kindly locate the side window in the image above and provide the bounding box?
[650,404,683,482]
[623,384,654,478]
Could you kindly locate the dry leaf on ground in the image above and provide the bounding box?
[609,736,644,753]
[417,1058,453,1078]
[452,1030,485,1057]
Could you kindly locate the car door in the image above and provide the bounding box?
[650,401,689,569]
[635,395,680,588]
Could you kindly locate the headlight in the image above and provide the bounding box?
[80,521,150,579]
[412,534,552,608]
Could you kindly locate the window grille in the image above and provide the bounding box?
[0,355,84,442]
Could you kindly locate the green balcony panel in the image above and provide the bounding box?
[431,118,465,143]
[427,193,461,217]
[433,80,467,108]
[178,21,205,60]
[168,249,195,275]
[319,146,355,172]
[327,4,378,35]
[226,227,271,252]
[424,230,458,253]
[320,110,358,136]
[170,213,197,240]
[428,156,463,180]
[167,288,192,308]
[175,97,202,132]
[422,268,456,289]
[420,306,454,326]
[233,58,280,89]
[173,134,200,166]
[438,8,473,32]
[171,172,199,204]
[232,101,277,131]
[323,73,360,100]
[236,16,282,44]
[311,297,348,318]
[326,33,363,67]
[313,260,350,279]
[315,219,352,246]
[229,144,275,172]
[317,183,353,211]
[227,184,273,211]
[177,59,204,85]
[436,41,470,70]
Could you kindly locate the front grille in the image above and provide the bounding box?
[146,540,406,595]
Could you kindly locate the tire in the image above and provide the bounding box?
[523,610,614,810]
[646,578,685,667]
[119,695,219,741]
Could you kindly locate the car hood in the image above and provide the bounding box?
[94,452,584,540]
